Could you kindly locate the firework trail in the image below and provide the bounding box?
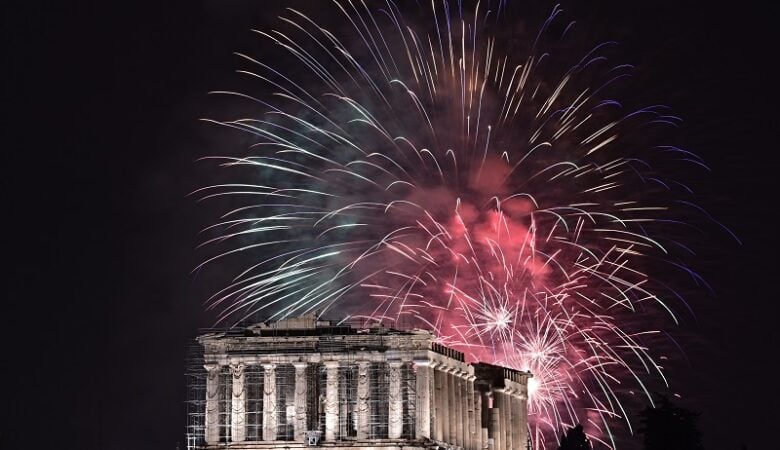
[195,1,727,447]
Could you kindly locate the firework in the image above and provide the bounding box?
[195,1,722,447]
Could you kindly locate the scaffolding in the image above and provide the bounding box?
[274,364,295,440]
[187,317,531,450]
[185,341,206,448]
[367,363,389,439]
[244,365,263,441]
[400,362,416,439]
[333,364,357,439]
[187,321,423,447]
[218,366,233,442]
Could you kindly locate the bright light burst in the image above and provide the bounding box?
[195,1,725,448]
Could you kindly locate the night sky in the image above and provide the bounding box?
[2,1,778,449]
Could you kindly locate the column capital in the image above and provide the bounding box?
[435,361,450,372]
[292,361,309,371]
[323,360,340,369]
[229,362,245,375]
[204,363,221,374]
[413,359,433,367]
[262,362,277,370]
[388,359,405,368]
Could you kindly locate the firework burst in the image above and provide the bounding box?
[195,1,723,447]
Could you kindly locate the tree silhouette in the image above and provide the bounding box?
[639,396,703,450]
[557,424,592,450]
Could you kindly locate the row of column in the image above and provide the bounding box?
[417,362,528,450]
[489,386,528,450]
[204,362,309,444]
[327,360,405,440]
[423,361,480,450]
[204,360,407,445]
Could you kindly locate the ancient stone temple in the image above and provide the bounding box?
[185,316,531,450]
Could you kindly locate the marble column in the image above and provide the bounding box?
[448,368,457,444]
[388,361,404,439]
[440,366,450,442]
[465,374,474,450]
[324,361,340,441]
[474,389,484,450]
[454,371,464,447]
[262,364,277,441]
[510,390,521,450]
[462,373,470,449]
[230,363,246,442]
[414,360,432,439]
[491,392,502,450]
[433,363,443,441]
[204,363,221,445]
[518,391,528,450]
[356,361,371,439]
[293,362,309,441]
[505,390,515,450]
[504,390,513,450]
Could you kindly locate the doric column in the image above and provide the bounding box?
[356,361,371,439]
[324,361,340,441]
[414,360,432,439]
[230,363,246,442]
[503,390,514,450]
[262,363,277,441]
[517,389,528,450]
[454,370,464,447]
[293,362,309,442]
[465,374,475,450]
[388,360,404,439]
[503,390,513,450]
[466,375,480,450]
[432,362,443,441]
[491,391,502,450]
[448,368,457,445]
[440,365,450,442]
[505,390,514,450]
[510,390,521,450]
[474,388,484,450]
[204,363,221,445]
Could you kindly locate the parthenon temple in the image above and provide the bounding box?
[186,315,531,450]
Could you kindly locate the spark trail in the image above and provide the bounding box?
[195,1,725,447]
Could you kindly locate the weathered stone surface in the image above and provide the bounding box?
[194,317,531,448]
[230,363,246,442]
[356,361,370,439]
[204,363,221,445]
[388,361,404,439]
[324,361,339,441]
[262,364,277,441]
[292,362,308,442]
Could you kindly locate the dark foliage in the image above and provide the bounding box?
[557,424,592,450]
[639,396,704,450]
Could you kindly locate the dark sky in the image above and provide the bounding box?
[2,1,778,449]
